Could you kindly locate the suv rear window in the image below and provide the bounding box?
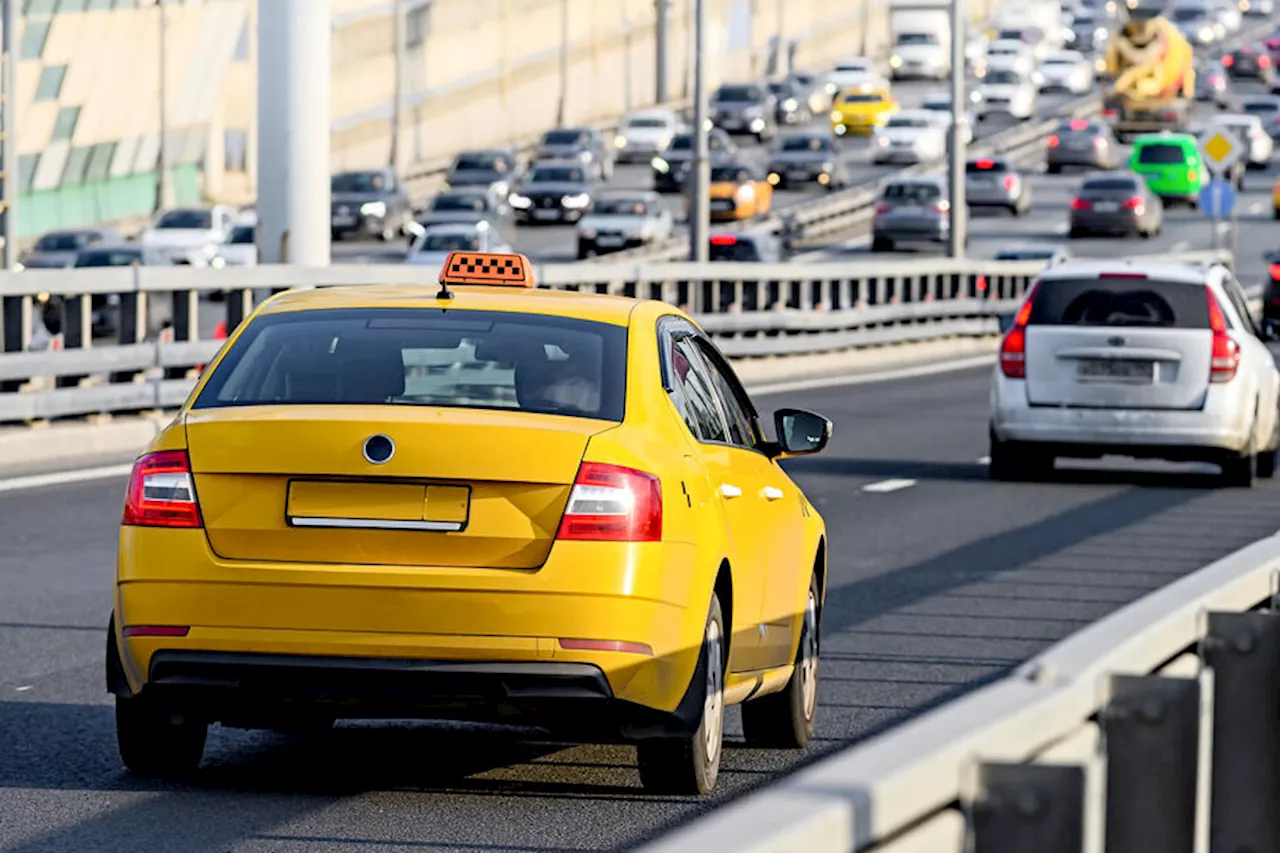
[1136,143,1190,164]
[1028,279,1211,328]
[1081,177,1140,193]
[193,308,629,421]
[883,182,942,203]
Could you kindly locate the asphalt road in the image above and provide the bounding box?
[4,359,1280,852]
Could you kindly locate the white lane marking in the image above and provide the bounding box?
[977,456,991,465]
[1171,240,1190,252]
[1250,201,1264,215]
[862,478,917,493]
[748,354,995,396]
[0,463,134,495]
[15,686,32,692]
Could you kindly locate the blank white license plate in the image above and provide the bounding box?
[1093,201,1120,212]
[532,209,560,220]
[595,236,624,246]
[332,215,356,226]
[1077,359,1154,381]
[788,170,810,181]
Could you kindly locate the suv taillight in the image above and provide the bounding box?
[1207,290,1240,384]
[1002,174,1016,191]
[1121,195,1144,211]
[556,462,662,542]
[999,283,1040,379]
[875,202,892,214]
[1269,262,1280,281]
[122,450,202,528]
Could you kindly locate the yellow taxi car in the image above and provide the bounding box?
[107,251,832,795]
[830,86,898,136]
[704,163,774,221]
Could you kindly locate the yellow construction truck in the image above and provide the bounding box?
[1102,2,1195,142]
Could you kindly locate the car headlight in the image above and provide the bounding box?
[767,171,781,185]
[830,109,843,122]
[562,193,590,208]
[783,98,798,111]
[652,157,670,173]
[1095,27,1107,40]
[509,193,532,208]
[1033,71,1045,84]
[749,118,765,131]
[580,228,597,239]
[889,55,903,68]
[876,135,890,147]
[614,135,627,148]
[361,201,386,217]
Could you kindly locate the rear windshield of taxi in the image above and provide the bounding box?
[1135,142,1191,164]
[1027,279,1210,328]
[194,308,628,421]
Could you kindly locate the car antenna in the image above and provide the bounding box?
[436,277,454,300]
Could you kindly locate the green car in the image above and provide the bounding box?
[1127,133,1210,204]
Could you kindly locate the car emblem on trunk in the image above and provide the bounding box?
[1107,336,1126,347]
[363,434,396,464]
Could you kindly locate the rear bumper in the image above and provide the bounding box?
[1070,210,1142,233]
[1047,149,1107,167]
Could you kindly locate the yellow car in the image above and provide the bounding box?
[705,163,774,221]
[108,251,832,795]
[830,86,898,136]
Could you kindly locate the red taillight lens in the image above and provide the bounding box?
[1262,56,1273,68]
[1002,174,1016,191]
[122,626,191,638]
[1223,54,1236,66]
[976,158,995,169]
[1121,195,1144,210]
[875,202,892,214]
[1269,262,1280,280]
[122,450,202,528]
[1071,197,1091,210]
[1103,107,1118,118]
[999,283,1040,379]
[710,234,737,246]
[1069,119,1089,131]
[1047,134,1061,148]
[1207,290,1240,384]
[556,462,662,542]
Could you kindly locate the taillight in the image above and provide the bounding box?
[1207,290,1240,384]
[1103,107,1118,118]
[1188,169,1198,183]
[1047,134,1061,148]
[122,450,202,528]
[875,202,891,214]
[1269,262,1280,280]
[1071,197,1091,210]
[1002,174,1016,191]
[1262,56,1273,68]
[1121,195,1144,211]
[556,462,662,542]
[1223,54,1236,66]
[999,283,1040,379]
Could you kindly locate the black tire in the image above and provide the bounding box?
[741,574,820,749]
[1046,162,1061,174]
[989,432,1053,482]
[1068,226,1084,239]
[1258,413,1278,479]
[1009,204,1021,217]
[116,694,207,778]
[636,595,725,795]
[871,236,893,252]
[1222,451,1257,488]
[1273,208,1279,221]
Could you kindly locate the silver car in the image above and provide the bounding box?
[965,156,1031,216]
[871,176,953,252]
[576,191,674,258]
[613,109,681,164]
[990,260,1280,485]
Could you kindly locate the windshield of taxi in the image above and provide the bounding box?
[194,309,629,421]
[842,92,886,103]
[710,165,751,182]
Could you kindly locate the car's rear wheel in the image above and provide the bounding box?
[871,236,893,252]
[636,595,725,795]
[741,574,820,749]
[1257,414,1278,479]
[116,694,207,778]
[989,432,1053,482]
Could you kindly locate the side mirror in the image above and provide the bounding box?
[772,408,832,457]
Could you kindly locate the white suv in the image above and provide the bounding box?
[989,260,1280,486]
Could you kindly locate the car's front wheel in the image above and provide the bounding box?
[636,595,725,795]
[742,573,820,748]
[116,694,207,778]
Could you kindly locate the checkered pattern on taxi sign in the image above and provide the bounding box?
[439,251,536,288]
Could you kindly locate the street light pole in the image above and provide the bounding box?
[1,0,16,269]
[156,0,170,213]
[556,0,569,126]
[655,0,669,103]
[688,0,709,264]
[947,0,966,258]
[390,0,407,174]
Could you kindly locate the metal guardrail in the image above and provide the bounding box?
[635,525,1280,853]
[0,250,1230,423]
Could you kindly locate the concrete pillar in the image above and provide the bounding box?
[256,0,330,266]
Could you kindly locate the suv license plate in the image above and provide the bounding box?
[1077,359,1154,381]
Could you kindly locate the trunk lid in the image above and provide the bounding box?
[186,407,608,568]
[1024,276,1213,410]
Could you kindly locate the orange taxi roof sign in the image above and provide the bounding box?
[439,251,535,288]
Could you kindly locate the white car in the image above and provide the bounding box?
[1033,51,1095,94]
[920,93,975,144]
[209,216,258,268]
[613,108,682,164]
[872,110,948,164]
[976,67,1039,121]
[404,220,513,268]
[826,58,888,95]
[1204,114,1274,168]
[575,191,674,259]
[990,260,1280,486]
[140,204,236,266]
[982,40,1038,78]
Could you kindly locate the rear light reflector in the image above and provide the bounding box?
[976,158,995,169]
[122,626,190,638]
[875,202,892,214]
[1047,134,1061,148]
[1223,54,1236,66]
[1188,168,1198,182]
[556,462,662,542]
[1070,197,1091,210]
[710,234,737,246]
[559,638,654,656]
[999,282,1040,379]
[1262,56,1273,68]
[122,450,202,528]
[1269,262,1280,280]
[1002,174,1016,191]
[1121,196,1144,211]
[1208,290,1240,383]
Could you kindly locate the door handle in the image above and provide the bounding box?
[719,484,743,498]
[763,486,785,500]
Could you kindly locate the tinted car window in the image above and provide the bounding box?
[842,92,886,103]
[542,130,587,145]
[710,165,751,182]
[529,166,586,183]
[883,182,942,203]
[1136,143,1190,164]
[227,226,255,245]
[593,198,650,216]
[626,117,668,128]
[75,250,142,267]
[331,172,386,193]
[35,232,97,251]
[886,115,930,128]
[984,70,1022,84]
[669,336,728,442]
[418,232,481,252]
[1082,177,1141,193]
[780,136,834,152]
[194,308,628,421]
[1171,7,1206,20]
[897,33,939,44]
[432,193,488,212]
[715,85,762,101]
[156,209,212,229]
[996,250,1056,261]
[1242,101,1280,115]
[668,134,694,151]
[1028,280,1211,328]
[453,153,508,172]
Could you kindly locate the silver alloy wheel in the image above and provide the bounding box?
[703,619,724,763]
[800,591,819,722]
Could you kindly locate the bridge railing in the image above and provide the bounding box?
[0,250,1231,423]
[635,528,1280,853]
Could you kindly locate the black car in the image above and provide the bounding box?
[708,231,789,263]
[534,127,615,181]
[40,246,146,339]
[651,128,737,192]
[766,78,813,125]
[509,161,597,224]
[20,227,122,269]
[710,82,778,142]
[1194,58,1231,105]
[1224,43,1276,82]
[1067,171,1164,238]
[412,187,515,245]
[445,148,521,197]
[330,168,413,242]
[1070,8,1110,52]
[1046,117,1121,172]
[766,133,849,190]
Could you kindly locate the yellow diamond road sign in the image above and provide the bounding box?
[1198,128,1243,175]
